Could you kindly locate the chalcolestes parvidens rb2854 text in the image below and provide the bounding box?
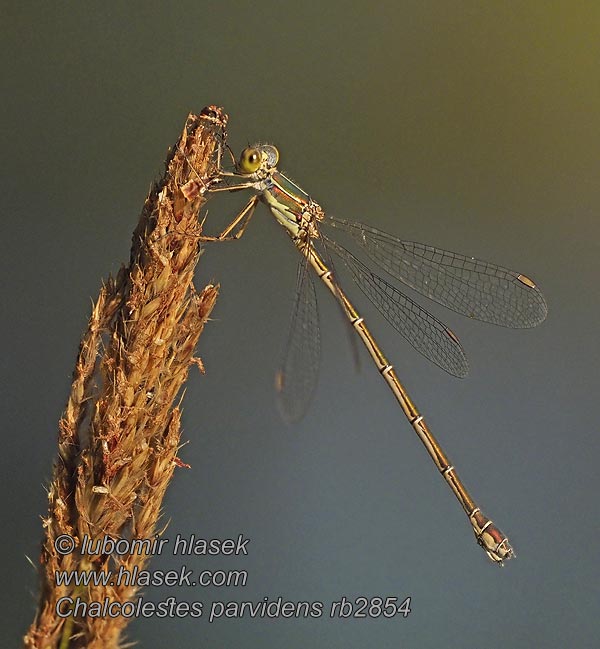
[201,130,547,565]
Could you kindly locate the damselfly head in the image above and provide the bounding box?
[237,144,279,174]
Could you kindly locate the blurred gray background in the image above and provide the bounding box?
[2,2,599,647]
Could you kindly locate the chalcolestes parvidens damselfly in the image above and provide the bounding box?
[201,135,547,565]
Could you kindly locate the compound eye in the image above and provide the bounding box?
[238,147,262,173]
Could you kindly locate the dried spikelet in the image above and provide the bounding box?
[24,107,228,649]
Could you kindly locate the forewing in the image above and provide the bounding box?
[324,217,548,328]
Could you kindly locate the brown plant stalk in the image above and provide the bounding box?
[24,106,228,649]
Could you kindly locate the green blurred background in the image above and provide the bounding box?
[2,2,599,647]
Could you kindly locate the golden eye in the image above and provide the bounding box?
[238,147,262,174]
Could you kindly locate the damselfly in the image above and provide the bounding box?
[203,139,547,564]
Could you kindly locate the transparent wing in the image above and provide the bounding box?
[314,231,362,372]
[323,216,548,328]
[276,255,321,423]
[323,234,469,378]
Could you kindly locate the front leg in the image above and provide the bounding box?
[199,194,259,242]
